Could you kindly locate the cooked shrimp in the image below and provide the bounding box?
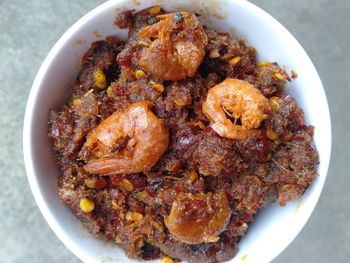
[82,101,169,175]
[202,78,271,140]
[164,191,231,244]
[139,12,208,81]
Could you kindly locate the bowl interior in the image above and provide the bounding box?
[23,0,331,262]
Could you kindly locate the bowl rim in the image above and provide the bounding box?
[23,0,332,262]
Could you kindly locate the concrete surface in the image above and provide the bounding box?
[0,0,349,262]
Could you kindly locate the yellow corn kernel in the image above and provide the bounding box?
[152,220,164,232]
[275,72,285,81]
[228,56,241,65]
[161,256,175,263]
[85,178,96,189]
[126,211,144,222]
[269,96,281,111]
[137,239,144,248]
[115,236,122,244]
[124,68,136,81]
[136,191,149,201]
[125,211,132,221]
[106,86,114,97]
[174,98,187,106]
[149,6,161,15]
[188,170,198,183]
[121,178,134,192]
[266,129,278,141]
[284,131,293,141]
[94,69,107,89]
[80,198,95,213]
[207,236,220,242]
[209,50,220,58]
[280,184,293,192]
[258,61,271,67]
[54,139,63,149]
[138,41,151,47]
[197,121,206,130]
[72,98,81,106]
[291,70,298,78]
[84,138,92,147]
[152,82,164,93]
[135,69,146,79]
[111,199,120,210]
[132,212,144,222]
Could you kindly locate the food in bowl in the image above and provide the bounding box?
[48,7,319,263]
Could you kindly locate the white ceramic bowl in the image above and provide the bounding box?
[23,0,331,262]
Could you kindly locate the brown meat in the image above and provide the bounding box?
[193,128,243,176]
[265,93,305,140]
[49,7,319,263]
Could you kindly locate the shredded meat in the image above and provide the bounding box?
[49,7,319,263]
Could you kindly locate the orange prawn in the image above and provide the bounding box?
[81,101,169,175]
[164,191,231,244]
[202,78,271,140]
[139,12,208,81]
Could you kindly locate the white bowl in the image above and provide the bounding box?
[23,0,331,262]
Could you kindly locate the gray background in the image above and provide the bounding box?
[0,0,348,262]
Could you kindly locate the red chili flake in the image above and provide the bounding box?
[160,205,169,215]
[241,212,253,222]
[254,129,267,139]
[146,187,157,197]
[114,85,126,96]
[293,135,305,142]
[127,174,148,189]
[169,160,181,174]
[95,178,106,189]
[110,189,126,201]
[207,246,219,257]
[110,174,125,185]
[107,52,116,63]
[135,50,142,60]
[112,217,119,225]
[105,232,114,240]
[231,170,238,177]
[193,199,205,209]
[134,204,143,213]
[175,186,182,194]
[117,54,132,67]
